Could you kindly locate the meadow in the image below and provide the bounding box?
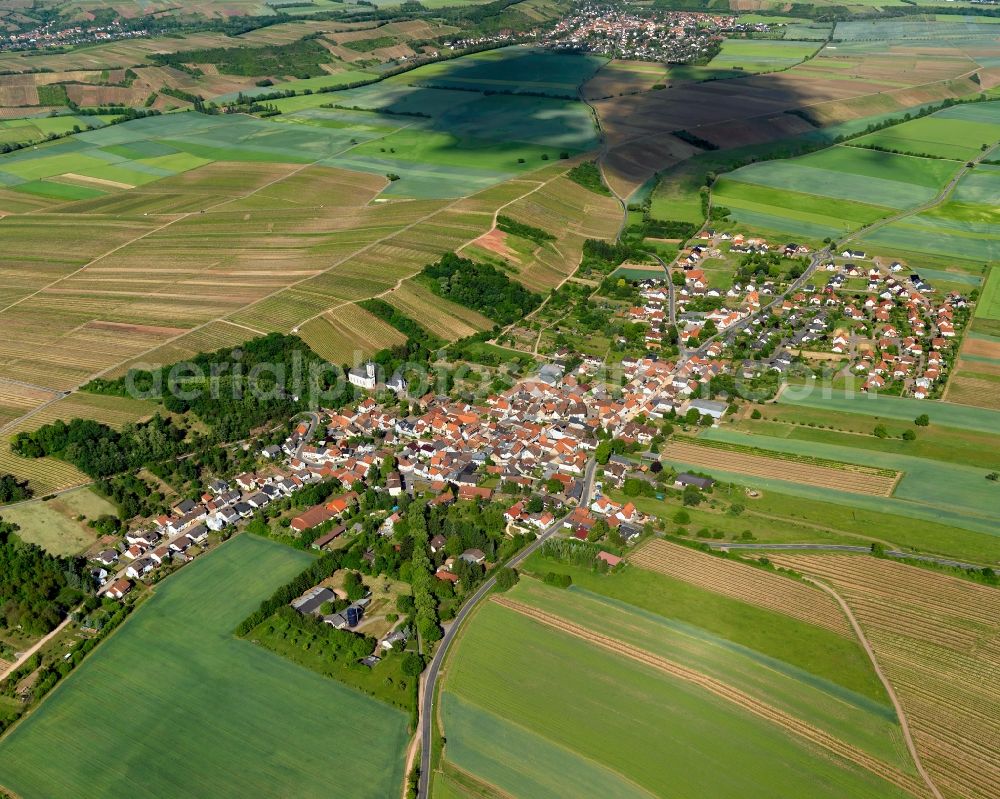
[438,596,917,799]
[769,554,1000,799]
[0,487,116,555]
[0,535,409,799]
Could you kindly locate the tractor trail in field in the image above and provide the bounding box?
[491,596,931,799]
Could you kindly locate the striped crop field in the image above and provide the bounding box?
[492,595,924,798]
[298,304,406,364]
[384,279,492,340]
[769,554,1000,799]
[630,540,853,638]
[437,593,916,799]
[662,437,900,496]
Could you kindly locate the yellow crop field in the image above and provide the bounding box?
[630,540,853,638]
[769,554,1000,799]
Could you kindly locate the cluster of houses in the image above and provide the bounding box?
[542,6,738,62]
[775,258,965,397]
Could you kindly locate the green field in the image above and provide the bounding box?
[778,388,1000,434]
[520,553,886,700]
[0,487,116,555]
[848,102,1000,160]
[0,535,409,799]
[392,47,607,97]
[439,598,913,799]
[713,177,892,238]
[861,200,1000,263]
[701,427,1000,529]
[655,455,1000,555]
[977,266,1000,321]
[709,38,820,73]
[723,146,959,212]
[0,47,605,203]
[509,579,906,766]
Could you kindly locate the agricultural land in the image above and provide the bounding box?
[0,3,997,799]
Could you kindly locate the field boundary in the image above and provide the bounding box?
[491,595,928,799]
[663,437,900,497]
[798,575,943,799]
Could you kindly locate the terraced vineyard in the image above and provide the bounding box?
[663,437,900,496]
[769,555,1000,799]
[630,540,853,637]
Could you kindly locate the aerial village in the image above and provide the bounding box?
[86,223,969,668]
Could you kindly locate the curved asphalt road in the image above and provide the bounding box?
[416,458,597,798]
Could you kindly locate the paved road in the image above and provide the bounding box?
[417,458,597,798]
[651,252,676,326]
[708,542,989,570]
[294,411,323,460]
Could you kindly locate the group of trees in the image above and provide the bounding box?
[0,474,32,504]
[406,501,443,644]
[11,414,189,481]
[422,253,542,325]
[0,520,86,637]
[496,215,555,245]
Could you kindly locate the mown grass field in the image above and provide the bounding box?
[0,487,116,555]
[438,597,915,799]
[0,535,409,799]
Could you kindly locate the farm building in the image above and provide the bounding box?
[675,473,715,491]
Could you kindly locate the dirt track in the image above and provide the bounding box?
[492,595,931,799]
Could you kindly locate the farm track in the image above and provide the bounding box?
[770,555,1000,799]
[491,595,930,799]
[630,539,854,637]
[662,439,898,496]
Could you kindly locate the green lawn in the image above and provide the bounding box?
[440,600,913,799]
[0,535,409,799]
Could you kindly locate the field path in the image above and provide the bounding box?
[799,576,944,799]
[0,612,74,683]
[492,595,930,799]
